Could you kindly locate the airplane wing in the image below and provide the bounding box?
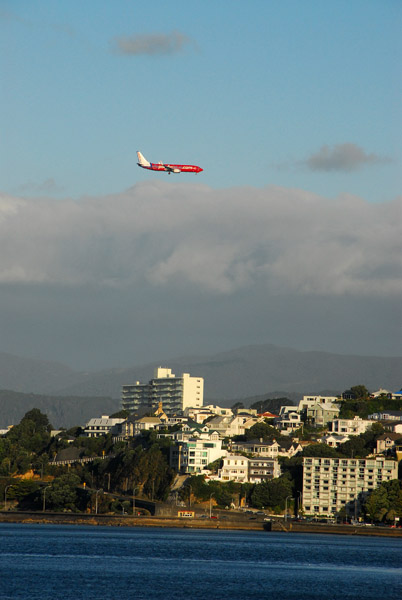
[165,165,181,173]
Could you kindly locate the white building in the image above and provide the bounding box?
[84,415,125,438]
[274,409,301,434]
[302,456,398,517]
[329,416,373,436]
[170,430,225,474]
[217,454,281,483]
[320,433,350,448]
[298,395,339,412]
[122,367,203,415]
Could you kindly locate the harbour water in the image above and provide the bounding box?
[0,523,401,599]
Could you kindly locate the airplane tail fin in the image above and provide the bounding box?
[137,151,151,167]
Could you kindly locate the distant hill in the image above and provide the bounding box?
[0,344,401,427]
[0,389,120,429]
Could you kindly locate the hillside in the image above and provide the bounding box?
[0,344,401,427]
[0,390,120,429]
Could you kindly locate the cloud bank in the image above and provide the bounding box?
[0,183,400,297]
[304,143,391,172]
[112,30,194,56]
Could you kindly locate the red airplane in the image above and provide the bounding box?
[137,151,203,174]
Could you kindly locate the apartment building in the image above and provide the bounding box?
[302,456,398,517]
[169,431,225,474]
[121,367,203,415]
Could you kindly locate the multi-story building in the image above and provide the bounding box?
[302,456,398,518]
[216,455,281,483]
[169,429,225,474]
[329,416,373,436]
[122,367,203,415]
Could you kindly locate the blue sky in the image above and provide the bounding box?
[0,1,401,372]
[1,0,400,200]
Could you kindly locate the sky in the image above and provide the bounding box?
[0,0,401,371]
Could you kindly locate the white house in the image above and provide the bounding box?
[329,416,373,436]
[216,454,281,484]
[84,416,125,438]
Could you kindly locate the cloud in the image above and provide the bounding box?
[15,178,65,195]
[303,143,392,172]
[0,183,400,297]
[112,30,194,56]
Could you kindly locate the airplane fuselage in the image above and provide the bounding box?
[136,151,203,174]
[138,162,203,174]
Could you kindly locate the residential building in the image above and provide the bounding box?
[298,395,339,413]
[274,410,301,434]
[217,455,249,483]
[84,415,125,438]
[302,456,398,517]
[305,402,340,427]
[320,433,350,448]
[230,439,280,459]
[169,430,225,474]
[205,414,248,438]
[329,416,373,436]
[216,455,281,483]
[369,410,402,422]
[121,367,203,415]
[376,433,402,455]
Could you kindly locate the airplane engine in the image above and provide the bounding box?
[173,168,181,173]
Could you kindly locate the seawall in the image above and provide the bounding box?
[1,511,402,537]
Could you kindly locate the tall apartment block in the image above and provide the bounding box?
[122,367,204,415]
[302,456,398,518]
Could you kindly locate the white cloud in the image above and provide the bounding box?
[0,184,400,297]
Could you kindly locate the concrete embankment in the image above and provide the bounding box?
[1,511,402,537]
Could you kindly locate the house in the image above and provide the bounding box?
[369,411,402,422]
[274,409,301,435]
[329,416,373,436]
[84,415,125,438]
[376,433,402,455]
[216,454,281,483]
[306,401,340,428]
[205,414,247,438]
[230,438,280,459]
[277,439,303,457]
[321,433,350,448]
[298,395,338,413]
[217,455,249,483]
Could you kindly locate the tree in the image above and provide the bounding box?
[251,474,293,511]
[45,473,81,511]
[364,486,389,522]
[350,386,369,401]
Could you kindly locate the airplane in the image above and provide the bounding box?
[137,151,203,174]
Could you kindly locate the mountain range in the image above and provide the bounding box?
[0,344,401,428]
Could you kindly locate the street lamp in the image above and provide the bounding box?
[42,486,51,512]
[4,485,12,511]
[209,493,214,518]
[95,489,103,515]
[296,491,303,518]
[285,495,292,522]
[132,486,138,516]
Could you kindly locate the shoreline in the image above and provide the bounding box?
[1,511,402,538]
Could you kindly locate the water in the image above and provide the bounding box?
[0,524,401,599]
